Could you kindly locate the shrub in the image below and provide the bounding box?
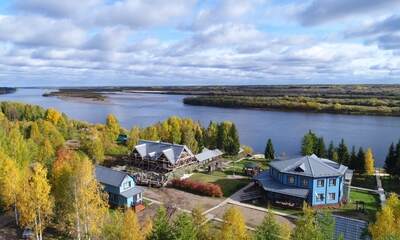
[169,179,223,197]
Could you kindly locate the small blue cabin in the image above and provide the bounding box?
[95,165,144,208]
[255,154,351,208]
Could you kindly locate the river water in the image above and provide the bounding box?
[1,88,399,167]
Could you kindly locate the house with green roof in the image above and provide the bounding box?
[255,154,352,208]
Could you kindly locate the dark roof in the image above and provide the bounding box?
[269,154,348,178]
[334,215,369,240]
[195,148,223,162]
[134,140,194,164]
[244,162,259,168]
[120,186,144,198]
[95,165,130,187]
[254,171,310,198]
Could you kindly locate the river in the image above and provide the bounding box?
[1,88,399,167]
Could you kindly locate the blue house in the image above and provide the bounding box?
[255,154,351,208]
[95,165,144,208]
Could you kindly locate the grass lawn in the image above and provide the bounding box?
[381,176,400,195]
[224,158,269,175]
[189,171,251,197]
[333,189,380,222]
[351,173,377,190]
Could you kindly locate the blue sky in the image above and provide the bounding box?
[0,0,399,86]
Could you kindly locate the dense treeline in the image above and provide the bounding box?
[300,131,375,174]
[184,95,400,116]
[384,140,400,177]
[0,101,240,239]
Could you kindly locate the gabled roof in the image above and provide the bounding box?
[195,148,223,162]
[269,154,348,178]
[95,165,131,187]
[134,140,194,165]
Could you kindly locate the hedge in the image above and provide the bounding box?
[169,179,223,197]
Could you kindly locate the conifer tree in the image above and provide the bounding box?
[314,137,326,158]
[264,138,275,160]
[149,206,174,240]
[337,139,349,165]
[394,140,400,176]
[349,146,357,170]
[357,147,365,172]
[364,148,375,175]
[327,141,335,160]
[226,123,240,155]
[385,142,396,175]
[219,207,249,240]
[173,212,197,240]
[182,125,199,153]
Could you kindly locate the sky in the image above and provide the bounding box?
[0,0,400,86]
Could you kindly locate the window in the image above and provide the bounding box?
[317,179,324,187]
[123,181,131,190]
[288,176,295,184]
[329,178,337,186]
[302,179,308,187]
[316,193,324,202]
[328,193,336,200]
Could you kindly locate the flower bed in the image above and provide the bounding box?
[169,178,223,197]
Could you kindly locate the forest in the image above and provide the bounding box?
[0,101,397,240]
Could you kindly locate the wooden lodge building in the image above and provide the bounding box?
[131,140,223,173]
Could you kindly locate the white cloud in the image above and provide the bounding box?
[0,15,86,48]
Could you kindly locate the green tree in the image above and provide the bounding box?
[149,206,174,240]
[385,142,396,175]
[159,121,170,142]
[173,212,197,240]
[327,141,335,160]
[349,146,358,170]
[205,121,218,149]
[301,131,316,156]
[317,212,335,240]
[337,139,349,165]
[226,123,240,155]
[217,121,232,152]
[254,210,289,240]
[357,147,365,173]
[291,204,321,240]
[264,138,275,160]
[314,137,326,158]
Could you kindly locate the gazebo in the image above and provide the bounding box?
[243,162,261,176]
